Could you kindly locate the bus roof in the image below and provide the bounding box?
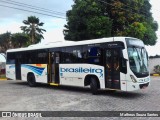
[6,37,137,52]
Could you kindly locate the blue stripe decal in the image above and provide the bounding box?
[21,65,45,75]
[9,65,15,69]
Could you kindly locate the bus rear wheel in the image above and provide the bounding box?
[90,77,98,95]
[27,74,37,87]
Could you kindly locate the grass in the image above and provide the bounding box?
[0,74,6,79]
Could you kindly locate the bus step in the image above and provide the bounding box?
[50,83,59,86]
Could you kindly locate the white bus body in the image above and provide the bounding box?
[6,37,150,94]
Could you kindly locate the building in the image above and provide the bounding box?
[149,57,160,74]
[0,62,5,74]
[0,54,6,75]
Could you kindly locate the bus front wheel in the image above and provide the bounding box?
[90,77,98,95]
[27,74,37,87]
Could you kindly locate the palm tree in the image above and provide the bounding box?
[20,16,46,44]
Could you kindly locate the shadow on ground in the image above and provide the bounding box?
[10,80,145,99]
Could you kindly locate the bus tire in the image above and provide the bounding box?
[90,77,98,95]
[27,73,37,87]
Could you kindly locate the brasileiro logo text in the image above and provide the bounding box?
[60,67,103,78]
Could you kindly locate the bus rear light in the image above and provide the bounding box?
[130,75,137,83]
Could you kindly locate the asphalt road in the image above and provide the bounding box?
[0,77,160,119]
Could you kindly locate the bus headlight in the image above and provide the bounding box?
[130,75,137,83]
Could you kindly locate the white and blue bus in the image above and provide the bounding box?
[6,37,150,94]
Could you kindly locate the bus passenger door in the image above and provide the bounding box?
[105,48,120,89]
[49,52,60,84]
[15,56,21,80]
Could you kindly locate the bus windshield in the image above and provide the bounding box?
[128,47,149,77]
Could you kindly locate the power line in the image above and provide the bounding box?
[0,0,156,20]
[0,4,66,19]
[0,0,66,16]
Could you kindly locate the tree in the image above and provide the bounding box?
[0,32,30,54]
[20,16,46,44]
[0,32,11,54]
[11,33,29,48]
[100,0,158,45]
[64,0,158,45]
[64,0,112,41]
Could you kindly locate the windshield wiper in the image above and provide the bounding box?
[133,47,141,61]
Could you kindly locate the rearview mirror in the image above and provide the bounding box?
[122,49,128,60]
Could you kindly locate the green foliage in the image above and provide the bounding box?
[21,16,46,44]
[0,32,30,54]
[11,33,29,48]
[154,65,160,74]
[65,0,158,45]
[126,22,147,40]
[0,74,6,79]
[64,0,112,41]
[0,32,11,53]
[103,0,158,45]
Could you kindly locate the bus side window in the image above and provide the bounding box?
[38,52,47,64]
[55,53,60,63]
[72,46,83,63]
[61,53,65,63]
[88,47,102,64]
[62,47,73,63]
[82,46,89,63]
[82,52,88,59]
[6,53,15,64]
[60,48,66,63]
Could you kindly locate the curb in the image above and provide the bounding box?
[0,78,7,80]
[150,74,160,76]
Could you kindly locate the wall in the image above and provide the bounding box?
[0,62,5,74]
[0,62,5,69]
[149,58,160,74]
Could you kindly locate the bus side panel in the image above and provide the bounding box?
[21,64,48,83]
[120,72,127,91]
[59,64,105,88]
[6,64,16,80]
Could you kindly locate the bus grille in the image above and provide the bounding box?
[139,82,149,89]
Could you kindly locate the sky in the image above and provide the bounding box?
[0,0,160,62]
